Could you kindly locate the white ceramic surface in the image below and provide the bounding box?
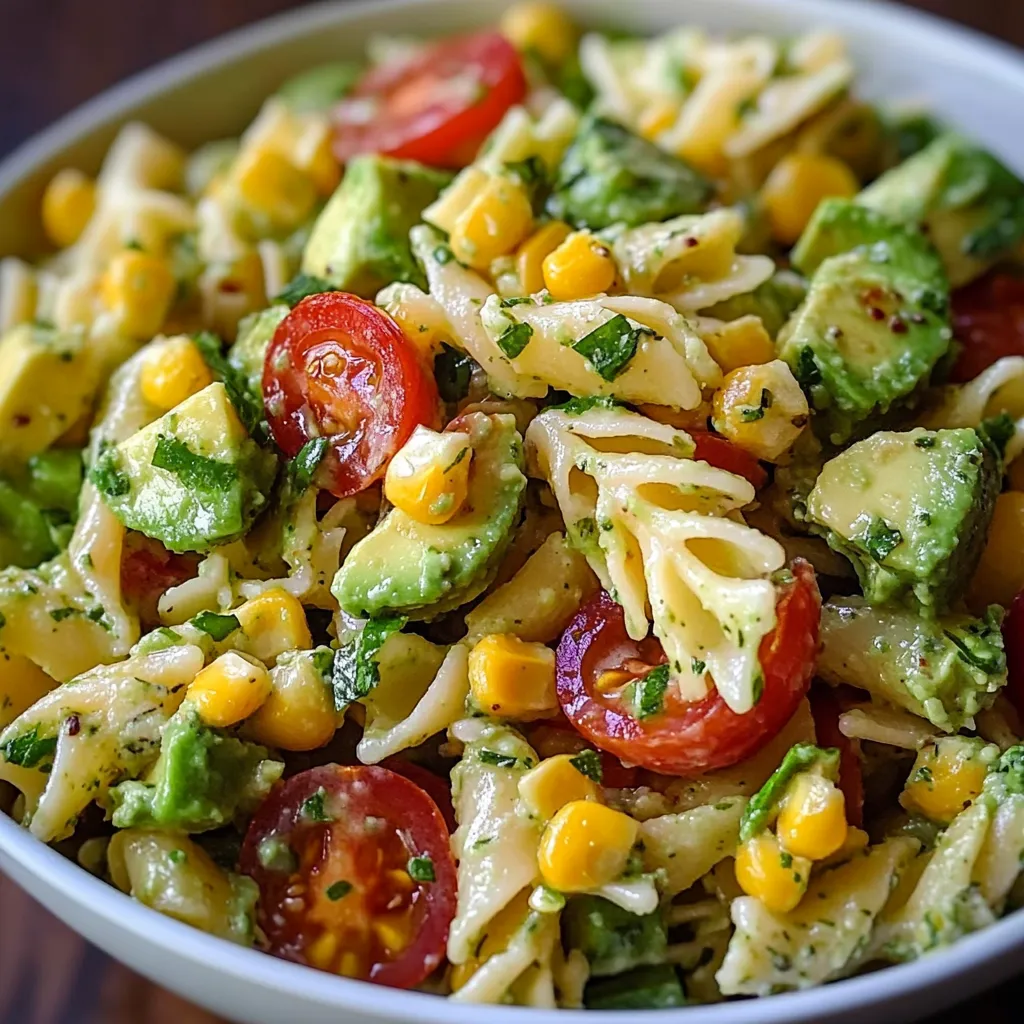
[2,1,1024,1021]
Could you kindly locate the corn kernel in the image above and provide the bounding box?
[450,176,535,270]
[188,651,272,728]
[140,337,214,410]
[711,359,809,462]
[734,832,810,914]
[900,737,990,824]
[100,249,177,340]
[762,153,859,246]
[233,587,312,666]
[702,316,776,374]
[468,633,558,719]
[385,426,472,525]
[519,754,603,820]
[539,800,638,892]
[776,772,848,861]
[637,402,713,432]
[304,131,342,196]
[500,2,577,66]
[542,232,617,302]
[245,652,338,751]
[638,98,680,141]
[968,491,1024,610]
[450,890,531,990]
[42,169,97,249]
[516,221,572,294]
[235,146,316,228]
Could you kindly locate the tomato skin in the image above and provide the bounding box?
[120,534,199,630]
[379,758,457,833]
[1003,590,1024,719]
[809,685,864,828]
[690,430,768,491]
[240,764,456,989]
[555,560,821,775]
[263,292,438,498]
[951,272,1024,383]
[333,32,527,169]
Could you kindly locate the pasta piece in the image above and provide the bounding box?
[0,257,38,331]
[0,643,204,841]
[974,790,1024,909]
[358,639,468,764]
[0,657,55,730]
[97,122,187,194]
[611,209,775,312]
[838,705,939,751]
[717,837,919,995]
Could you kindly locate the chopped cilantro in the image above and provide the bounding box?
[289,437,329,492]
[1,725,58,768]
[325,880,353,901]
[740,405,765,422]
[191,610,241,642]
[569,749,604,783]
[407,856,436,882]
[691,657,706,676]
[551,394,624,416]
[572,314,646,381]
[794,346,822,388]
[331,615,406,709]
[863,516,903,563]
[479,749,520,768]
[978,412,1015,459]
[192,331,266,438]
[151,434,238,492]
[49,607,76,622]
[90,444,131,498]
[434,343,475,403]
[914,435,936,449]
[300,787,331,822]
[627,664,670,719]
[496,320,534,359]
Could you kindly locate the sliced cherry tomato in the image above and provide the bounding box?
[120,533,199,630]
[690,430,768,491]
[951,272,1024,383]
[263,292,438,498]
[555,560,821,775]
[1003,589,1024,718]
[809,684,864,828]
[333,32,527,168]
[241,764,456,989]
[379,758,457,833]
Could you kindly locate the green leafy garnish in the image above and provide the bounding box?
[863,516,903,563]
[569,749,604,783]
[496,320,534,359]
[794,346,822,388]
[90,444,131,497]
[479,749,520,768]
[274,273,338,307]
[331,615,406,709]
[407,856,436,882]
[192,331,266,439]
[626,664,670,720]
[289,437,328,492]
[301,787,331,823]
[978,412,1015,459]
[152,434,238,493]
[434,343,475,403]
[572,315,648,381]
[740,405,765,422]
[0,725,58,768]
[191,610,241,642]
[325,880,353,901]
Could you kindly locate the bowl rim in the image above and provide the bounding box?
[3,0,1024,1020]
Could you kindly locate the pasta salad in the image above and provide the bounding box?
[3,1,1024,1009]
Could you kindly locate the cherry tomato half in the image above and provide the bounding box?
[555,560,821,775]
[379,758,457,833]
[1003,590,1024,720]
[241,764,456,989]
[809,685,864,828]
[690,430,768,491]
[332,32,527,169]
[951,272,1024,383]
[120,533,199,630]
[263,292,439,498]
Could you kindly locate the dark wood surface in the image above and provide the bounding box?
[1,1,1023,1021]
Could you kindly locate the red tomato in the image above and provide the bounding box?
[951,272,1024,383]
[120,534,199,629]
[263,292,438,498]
[690,430,768,491]
[809,685,864,828]
[379,758,457,833]
[241,765,456,989]
[523,717,642,789]
[555,560,821,775]
[333,32,527,169]
[1003,590,1024,718]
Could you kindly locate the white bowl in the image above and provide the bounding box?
[2,1,1024,1021]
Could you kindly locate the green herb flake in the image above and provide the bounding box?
[628,663,670,720]
[863,516,903,563]
[274,273,338,307]
[331,615,406,709]
[433,343,475,403]
[168,848,187,865]
[289,437,329,492]
[300,786,331,823]
[190,610,241,642]
[551,394,624,416]
[914,435,936,449]
[325,880,353,901]
[90,444,131,498]
[572,314,646,381]
[49,607,76,622]
[152,434,238,493]
[740,405,765,422]
[569,749,604,783]
[1,725,58,768]
[691,657,706,676]
[407,856,436,882]
[191,331,266,438]
[479,749,520,768]
[496,320,534,359]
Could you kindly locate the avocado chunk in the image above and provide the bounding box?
[563,896,668,977]
[228,305,288,407]
[547,115,712,230]
[302,155,451,297]
[703,270,807,338]
[333,412,526,619]
[277,61,361,113]
[857,133,1024,286]
[584,965,686,1010]
[779,200,951,445]
[93,382,277,553]
[0,323,100,466]
[109,703,283,832]
[818,598,1006,732]
[807,427,1000,613]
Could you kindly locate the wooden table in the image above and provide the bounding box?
[1,1,1023,1021]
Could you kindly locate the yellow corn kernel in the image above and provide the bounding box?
[516,221,572,294]
[711,358,809,462]
[900,737,991,824]
[42,168,97,249]
[140,337,214,411]
[468,633,558,719]
[776,772,848,861]
[519,754,603,820]
[539,800,639,892]
[450,176,535,270]
[734,832,811,914]
[384,426,472,525]
[762,153,859,246]
[233,587,313,666]
[304,131,342,196]
[702,316,776,374]
[638,98,680,141]
[819,825,870,867]
[542,232,617,302]
[637,402,713,432]
[245,654,338,751]
[188,651,273,728]
[450,890,532,990]
[968,491,1024,610]
[100,249,177,340]
[235,146,316,227]
[500,2,577,66]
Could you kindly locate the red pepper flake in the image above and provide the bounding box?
[66,714,81,737]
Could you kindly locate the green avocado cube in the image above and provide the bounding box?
[302,154,451,297]
[547,115,712,230]
[584,965,686,1010]
[702,270,807,338]
[858,133,1024,286]
[92,382,278,553]
[228,305,289,406]
[808,427,1000,614]
[562,896,668,977]
[109,703,283,833]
